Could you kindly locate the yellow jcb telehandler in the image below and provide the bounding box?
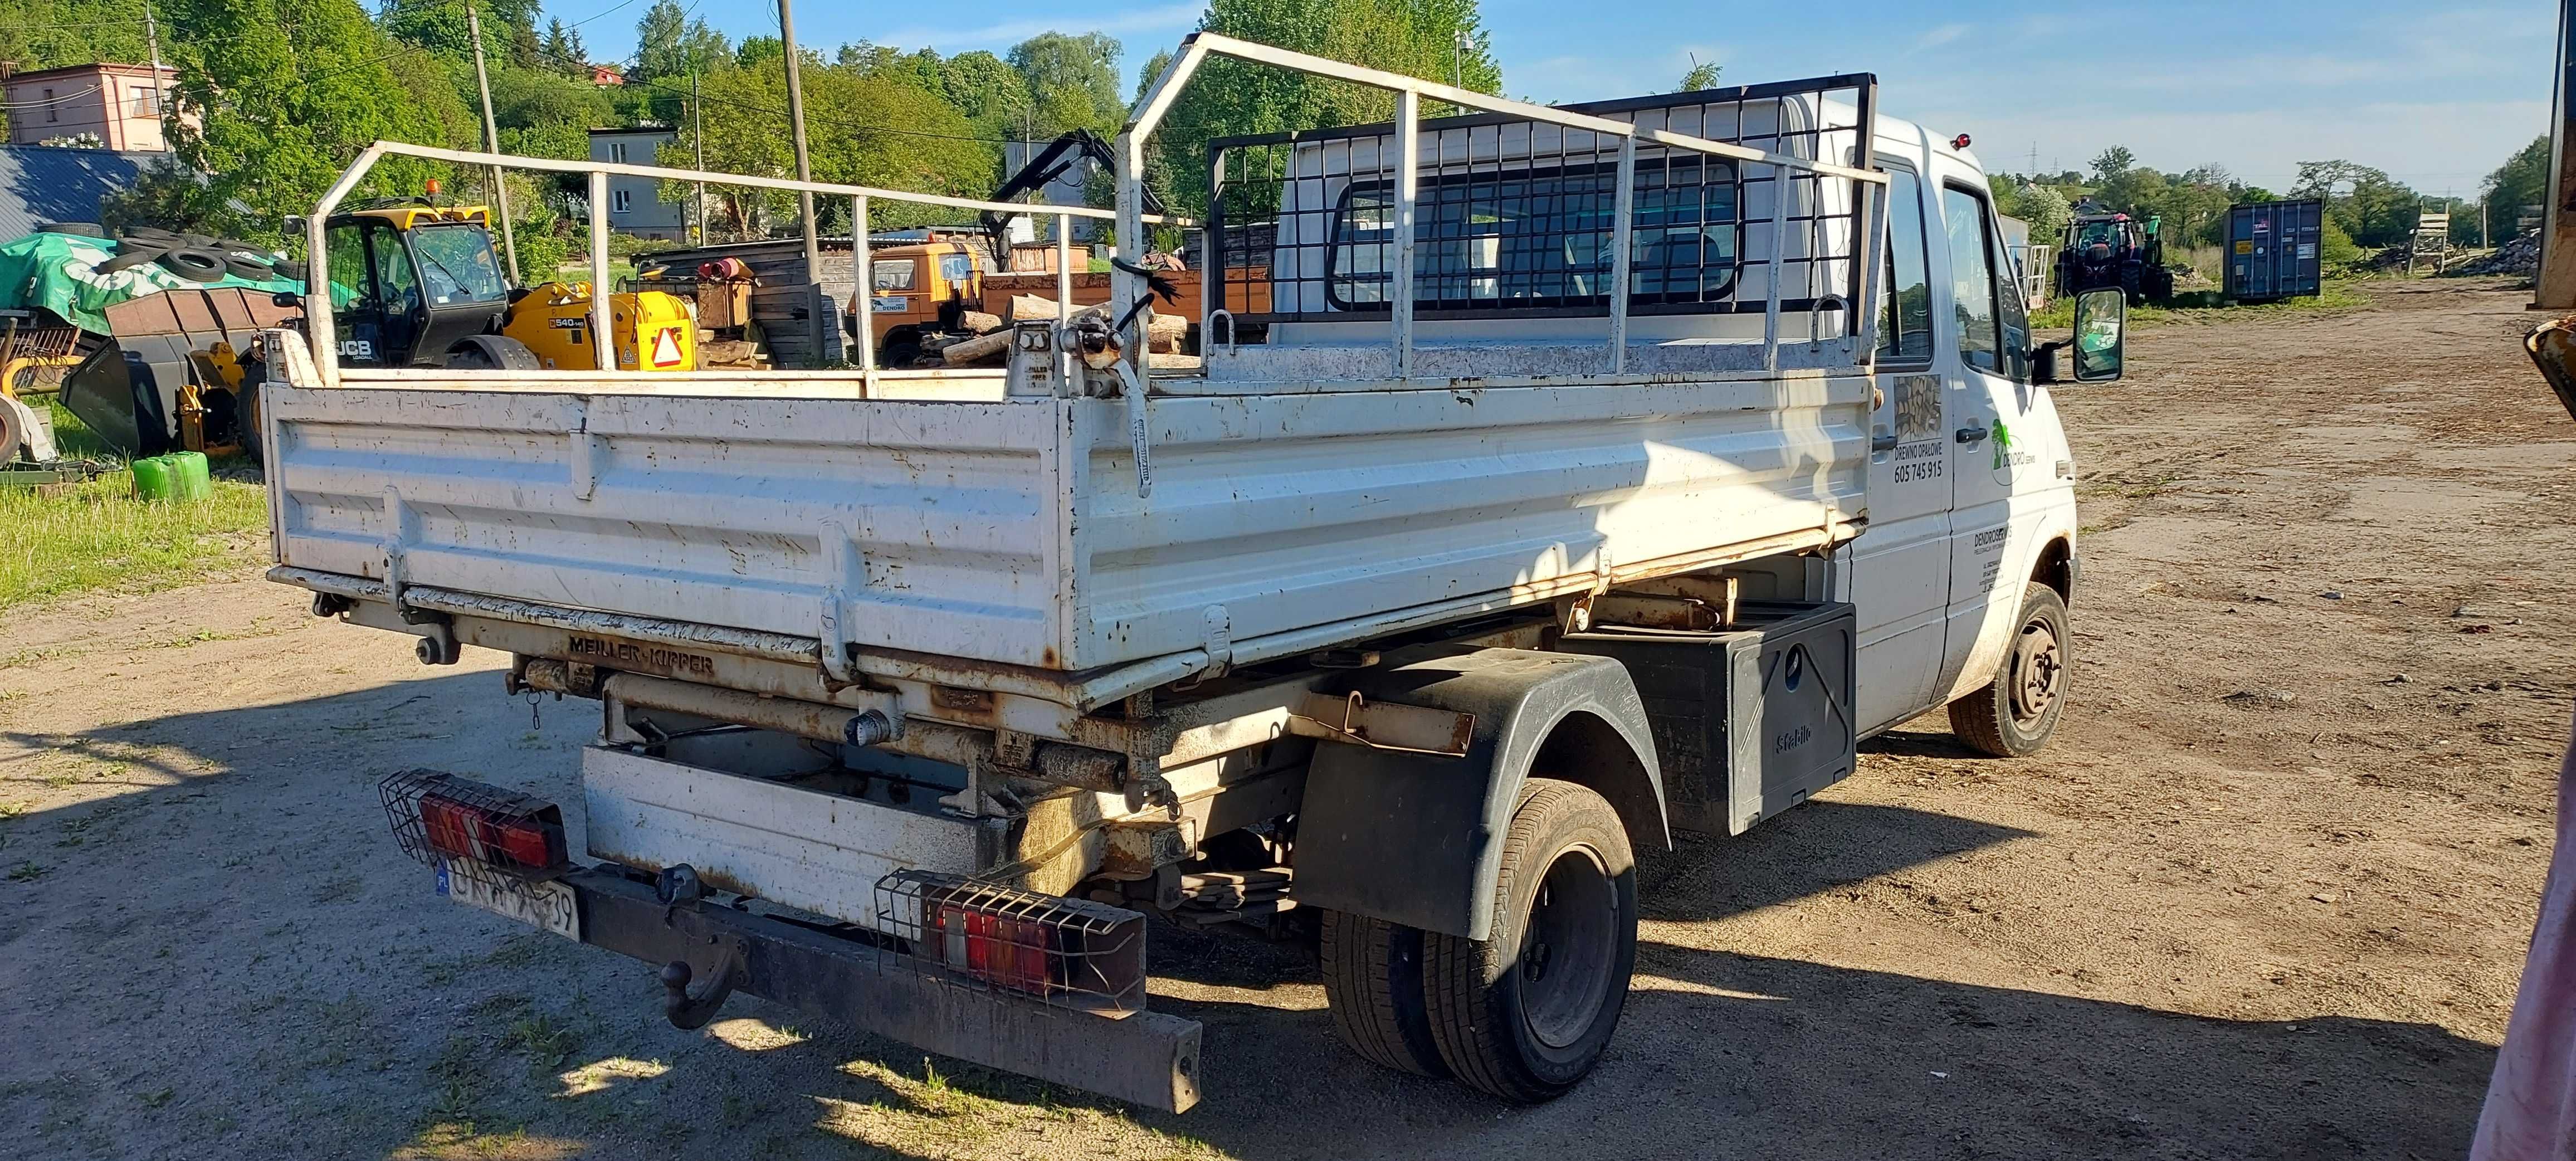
[61,203,697,461]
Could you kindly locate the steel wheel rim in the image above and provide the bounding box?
[1518,845,1618,1051]
[2008,617,2064,726]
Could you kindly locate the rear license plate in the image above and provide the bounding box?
[437,858,580,940]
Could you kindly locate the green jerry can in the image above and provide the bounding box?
[131,451,213,501]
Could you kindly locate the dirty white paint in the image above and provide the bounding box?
[580,746,989,934]
[264,368,1867,674]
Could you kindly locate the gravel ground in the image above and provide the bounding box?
[1,278,2567,1160]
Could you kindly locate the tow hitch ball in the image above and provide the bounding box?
[653,864,743,1030]
[660,955,741,1030]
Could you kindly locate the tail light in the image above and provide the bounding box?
[877,872,1145,1012]
[381,769,569,875]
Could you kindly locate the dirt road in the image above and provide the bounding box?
[3,279,2568,1160]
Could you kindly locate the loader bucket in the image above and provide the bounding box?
[2528,315,2576,423]
[61,287,299,456]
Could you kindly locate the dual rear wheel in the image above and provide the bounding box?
[1320,778,1637,1104]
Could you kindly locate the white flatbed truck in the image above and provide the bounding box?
[257,34,2128,1112]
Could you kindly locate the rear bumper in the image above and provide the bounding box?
[563,867,1203,1112]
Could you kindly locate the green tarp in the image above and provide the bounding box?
[0,231,304,334]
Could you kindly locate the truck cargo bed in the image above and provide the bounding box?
[261,368,1867,684]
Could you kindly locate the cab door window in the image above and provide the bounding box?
[872,259,918,291]
[325,222,372,308]
[1987,208,2032,382]
[369,223,423,315]
[323,221,376,357]
[1876,167,1933,364]
[1939,185,2002,374]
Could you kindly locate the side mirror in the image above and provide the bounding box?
[271,290,304,309]
[2070,287,2126,382]
[282,214,307,235]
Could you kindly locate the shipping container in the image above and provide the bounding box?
[2224,198,2325,301]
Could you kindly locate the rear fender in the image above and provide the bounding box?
[1293,646,1666,940]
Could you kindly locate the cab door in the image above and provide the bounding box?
[323,221,388,367]
[867,254,928,345]
[1849,163,1953,734]
[1930,178,2037,699]
[363,219,427,365]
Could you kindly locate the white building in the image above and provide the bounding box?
[588,126,686,242]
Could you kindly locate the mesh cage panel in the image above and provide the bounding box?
[1207,75,1875,331]
[379,768,569,877]
[874,871,1147,1013]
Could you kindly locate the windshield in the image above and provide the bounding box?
[2074,221,2123,248]
[408,223,509,305]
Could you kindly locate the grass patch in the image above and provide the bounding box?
[1,403,267,610]
[499,1013,582,1076]
[2028,279,2370,330]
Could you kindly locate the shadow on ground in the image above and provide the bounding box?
[0,670,2494,1160]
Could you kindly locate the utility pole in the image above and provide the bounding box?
[140,1,166,142]
[465,1,522,282]
[776,0,820,281]
[692,62,707,244]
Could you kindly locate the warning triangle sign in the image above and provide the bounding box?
[651,327,684,367]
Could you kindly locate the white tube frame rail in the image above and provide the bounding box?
[1116,32,1892,379]
[300,140,1188,388]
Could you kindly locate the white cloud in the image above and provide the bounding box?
[1908,23,1969,53]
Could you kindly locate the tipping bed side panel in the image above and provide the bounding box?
[263,385,1071,668]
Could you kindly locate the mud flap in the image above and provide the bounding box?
[1292,645,1666,941]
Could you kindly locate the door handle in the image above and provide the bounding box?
[1871,432,1899,452]
[1955,426,1989,445]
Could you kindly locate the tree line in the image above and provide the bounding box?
[0,0,1500,275]
[1987,137,2553,271]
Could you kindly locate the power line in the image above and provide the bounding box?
[518,36,1023,147]
[565,0,647,31]
[0,84,105,110]
[71,0,1024,152]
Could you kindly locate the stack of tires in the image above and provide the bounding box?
[38,222,305,285]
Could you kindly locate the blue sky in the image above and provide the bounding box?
[577,0,2551,196]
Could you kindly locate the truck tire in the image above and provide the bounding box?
[235,382,264,465]
[1948,582,2070,758]
[445,334,543,370]
[97,249,164,274]
[157,248,228,281]
[1320,911,1448,1078]
[1422,778,1637,1104]
[881,328,922,369]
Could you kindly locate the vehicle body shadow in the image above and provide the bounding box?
[1862,724,1990,761]
[1144,798,2035,993]
[1637,799,2037,922]
[1130,943,2491,1161]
